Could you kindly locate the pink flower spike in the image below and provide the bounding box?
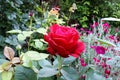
[94,46,106,54]
[80,28,84,31]
[29,11,34,17]
[101,62,107,68]
[105,69,111,75]
[80,58,87,67]
[115,28,119,32]
[102,22,110,33]
[93,58,100,64]
[103,22,110,28]
[109,35,117,42]
[90,22,99,29]
[109,35,115,40]
[80,58,85,63]
[90,45,97,49]
[86,30,92,34]
[81,63,87,67]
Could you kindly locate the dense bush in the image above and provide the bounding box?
[59,0,120,27]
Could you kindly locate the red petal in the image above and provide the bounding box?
[49,39,69,57]
[50,24,59,33]
[44,35,49,42]
[71,41,85,58]
[47,47,56,55]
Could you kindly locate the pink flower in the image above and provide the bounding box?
[91,46,106,54]
[29,11,34,17]
[86,30,92,34]
[103,22,110,28]
[109,35,115,40]
[104,69,111,75]
[115,28,119,32]
[80,58,87,67]
[52,6,60,11]
[101,62,107,68]
[90,22,99,29]
[80,28,84,31]
[102,22,110,33]
[93,58,100,64]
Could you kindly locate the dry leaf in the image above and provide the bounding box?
[4,46,15,60]
[11,57,20,64]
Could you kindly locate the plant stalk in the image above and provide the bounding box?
[57,56,62,80]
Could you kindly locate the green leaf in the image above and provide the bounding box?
[106,78,113,80]
[38,77,53,80]
[36,6,43,13]
[22,54,32,67]
[72,3,77,10]
[83,1,90,5]
[7,30,22,34]
[25,51,49,60]
[39,59,52,68]
[38,67,58,77]
[0,59,8,64]
[5,35,19,46]
[14,65,37,80]
[61,67,79,80]
[55,18,65,24]
[63,56,76,65]
[97,39,116,47]
[16,0,23,5]
[34,39,43,49]
[58,76,65,80]
[17,34,26,41]
[36,28,47,35]
[22,31,33,37]
[2,71,13,80]
[53,58,58,68]
[93,73,106,80]
[86,69,106,80]
[17,31,33,41]
[86,69,94,80]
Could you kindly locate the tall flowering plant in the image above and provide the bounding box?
[78,20,120,80]
[43,24,85,80]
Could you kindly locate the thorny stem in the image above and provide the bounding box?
[28,16,33,50]
[67,12,72,26]
[57,56,62,80]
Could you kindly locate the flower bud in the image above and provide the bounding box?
[16,45,22,50]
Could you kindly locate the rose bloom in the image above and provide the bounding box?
[44,24,85,58]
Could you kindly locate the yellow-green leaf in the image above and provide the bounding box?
[2,71,13,80]
[22,54,32,67]
[7,30,22,34]
[25,51,49,60]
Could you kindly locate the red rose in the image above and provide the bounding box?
[44,24,85,58]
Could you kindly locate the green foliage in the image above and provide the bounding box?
[2,71,13,80]
[61,67,79,80]
[59,0,120,27]
[38,67,59,77]
[1,0,120,80]
[14,65,37,80]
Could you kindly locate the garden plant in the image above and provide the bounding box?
[0,0,120,80]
